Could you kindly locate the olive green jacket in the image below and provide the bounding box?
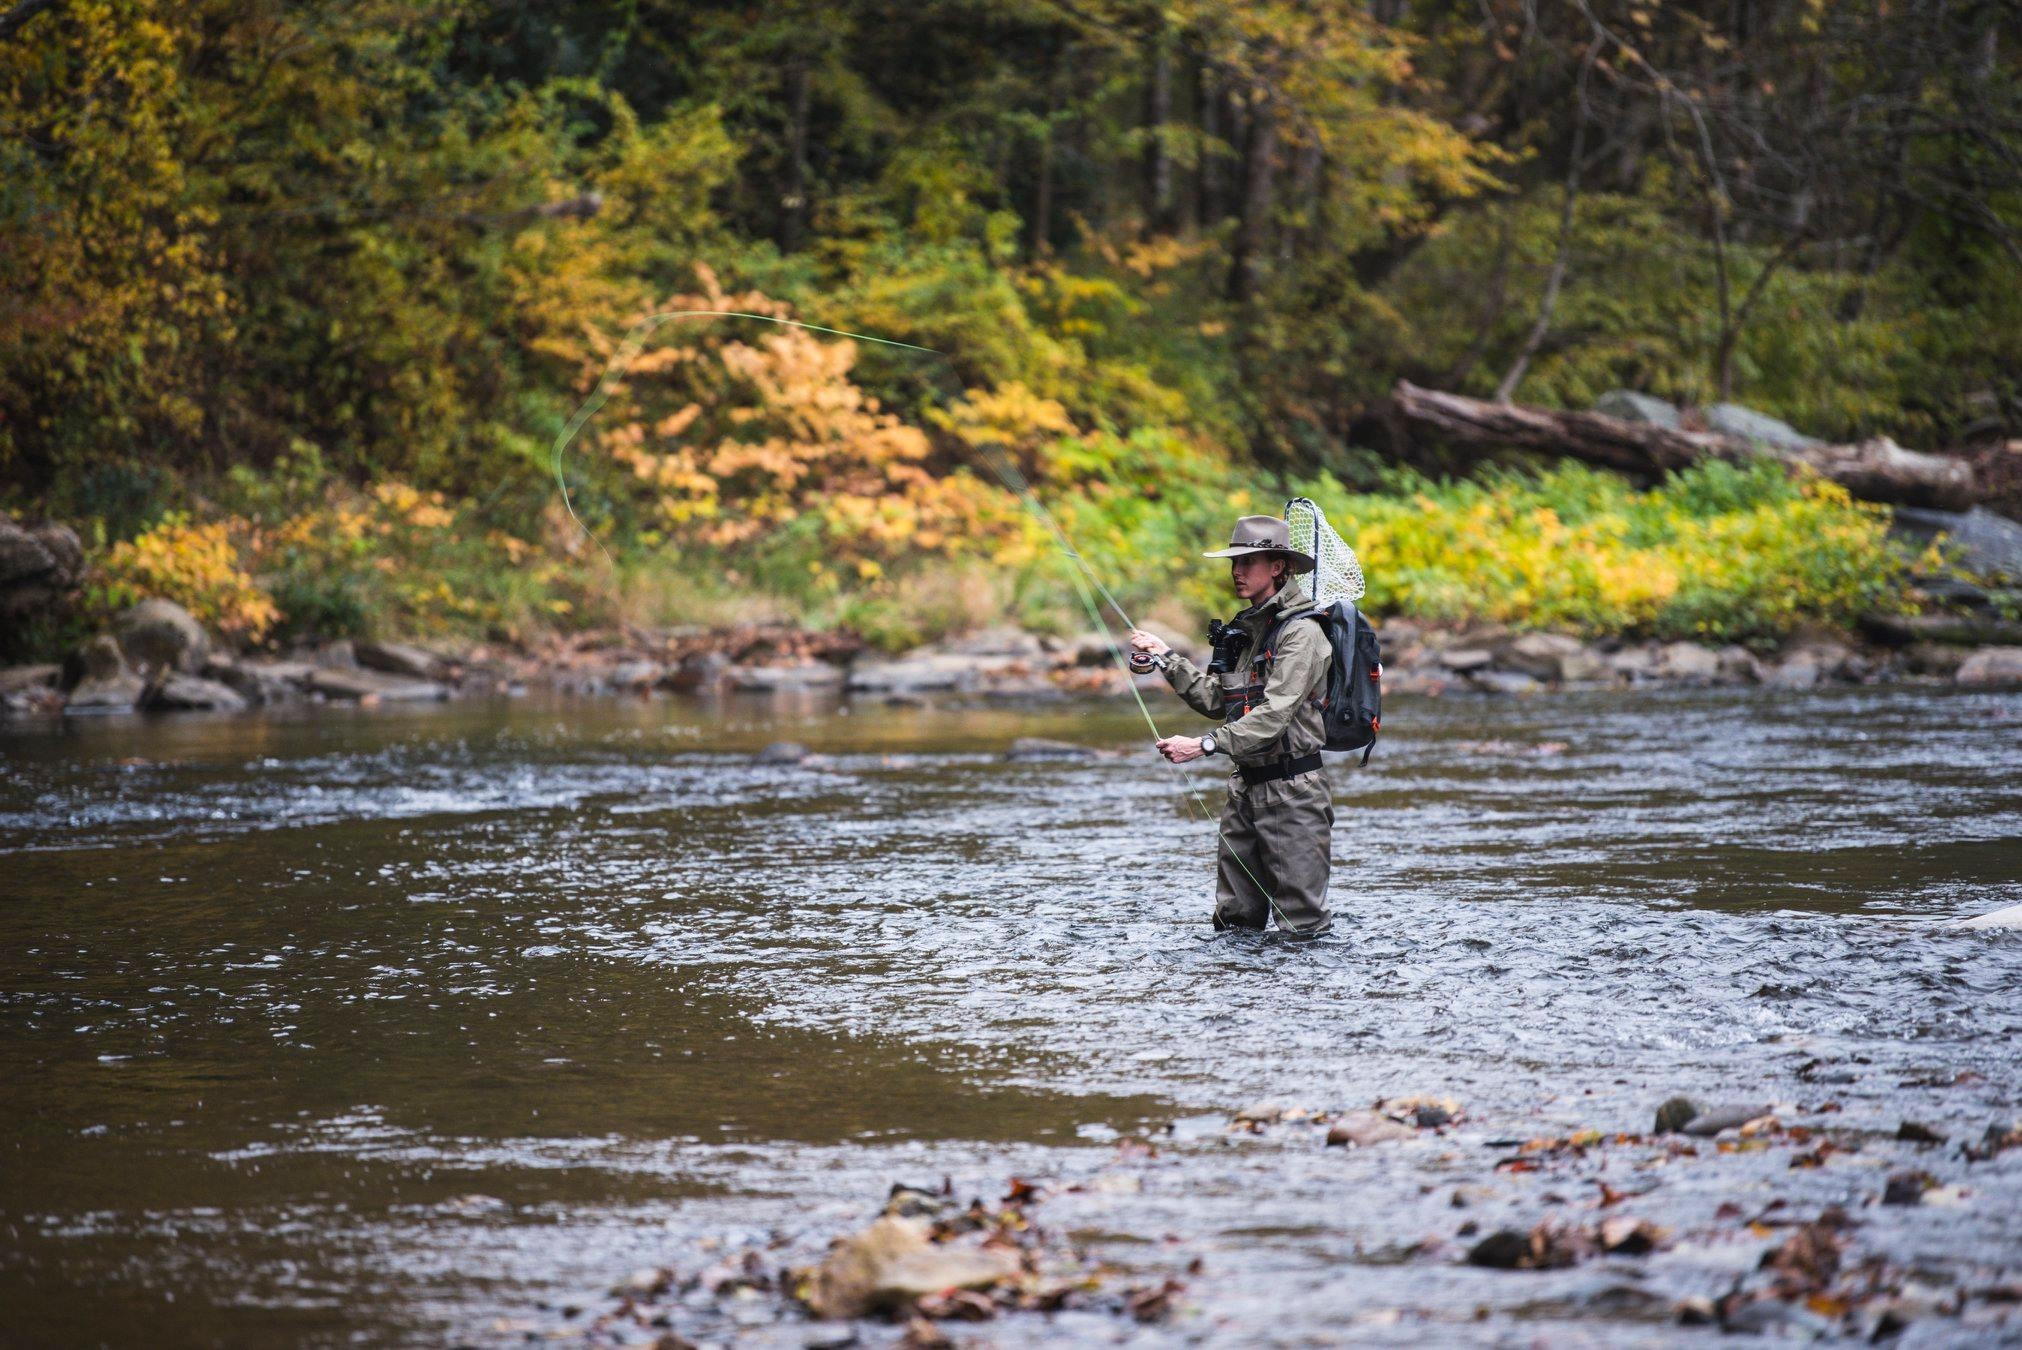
[1162,578,1332,767]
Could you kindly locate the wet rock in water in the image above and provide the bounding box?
[601,658,662,691]
[63,635,145,713]
[1234,1100,1291,1125]
[205,657,308,706]
[662,649,728,693]
[114,597,210,673]
[1654,1096,1703,1134]
[1897,1120,1947,1145]
[140,672,249,713]
[305,667,448,702]
[1466,668,1541,696]
[1883,1170,1937,1206]
[1326,1111,1416,1148]
[1413,1104,1454,1128]
[728,662,845,692]
[755,741,810,766]
[356,639,449,680]
[1594,389,1681,428]
[1004,736,1098,762]
[1466,1221,1593,1270]
[1956,646,2022,687]
[802,1216,1020,1320]
[1682,1104,1768,1137]
[1436,647,1494,672]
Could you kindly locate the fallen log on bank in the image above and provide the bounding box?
[1390,380,2005,514]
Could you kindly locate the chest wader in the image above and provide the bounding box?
[1211,618,1334,936]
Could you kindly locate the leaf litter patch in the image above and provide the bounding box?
[566,1093,2020,1345]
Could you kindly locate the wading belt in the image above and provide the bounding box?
[1238,752,1323,787]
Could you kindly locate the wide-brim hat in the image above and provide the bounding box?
[1202,514,1316,574]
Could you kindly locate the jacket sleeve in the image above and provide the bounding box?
[1160,652,1225,721]
[1217,620,1331,758]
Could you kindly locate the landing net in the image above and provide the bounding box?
[1285,497,1365,606]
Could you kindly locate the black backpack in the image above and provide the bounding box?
[1267,600,1382,764]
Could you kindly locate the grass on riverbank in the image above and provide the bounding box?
[50,440,1924,663]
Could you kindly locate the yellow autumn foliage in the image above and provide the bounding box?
[95,514,279,640]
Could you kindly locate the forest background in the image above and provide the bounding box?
[3,0,2018,658]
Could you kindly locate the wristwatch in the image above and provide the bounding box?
[1200,734,1218,756]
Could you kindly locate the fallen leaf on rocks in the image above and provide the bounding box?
[1760,1210,1850,1298]
[801,1216,1022,1319]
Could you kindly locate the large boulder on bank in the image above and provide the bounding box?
[114,598,210,673]
[1703,403,1822,450]
[1594,390,1681,429]
[63,635,145,713]
[1891,506,2022,583]
[355,639,449,681]
[727,662,844,693]
[1653,641,1722,685]
[1957,647,2022,687]
[140,672,249,713]
[0,517,85,622]
[1494,632,1588,682]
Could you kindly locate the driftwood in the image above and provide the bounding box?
[1391,380,1989,512]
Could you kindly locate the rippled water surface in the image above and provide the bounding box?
[3,686,2019,1346]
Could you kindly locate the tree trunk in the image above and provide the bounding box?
[1227,94,1277,304]
[778,60,812,253]
[1143,33,1174,234]
[1390,380,1987,512]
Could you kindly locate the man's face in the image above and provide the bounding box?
[1230,554,1285,602]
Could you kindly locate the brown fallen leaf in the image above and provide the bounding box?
[915,1288,997,1321]
[899,1316,952,1349]
[1125,1278,1186,1322]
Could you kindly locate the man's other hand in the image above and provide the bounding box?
[1128,629,1171,657]
[1156,735,1206,763]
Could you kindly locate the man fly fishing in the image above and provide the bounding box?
[1128,515,1336,937]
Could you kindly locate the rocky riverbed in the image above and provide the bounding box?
[7,596,2022,724]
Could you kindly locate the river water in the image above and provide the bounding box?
[2,685,2018,1346]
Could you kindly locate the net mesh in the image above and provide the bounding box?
[1285,497,1365,606]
